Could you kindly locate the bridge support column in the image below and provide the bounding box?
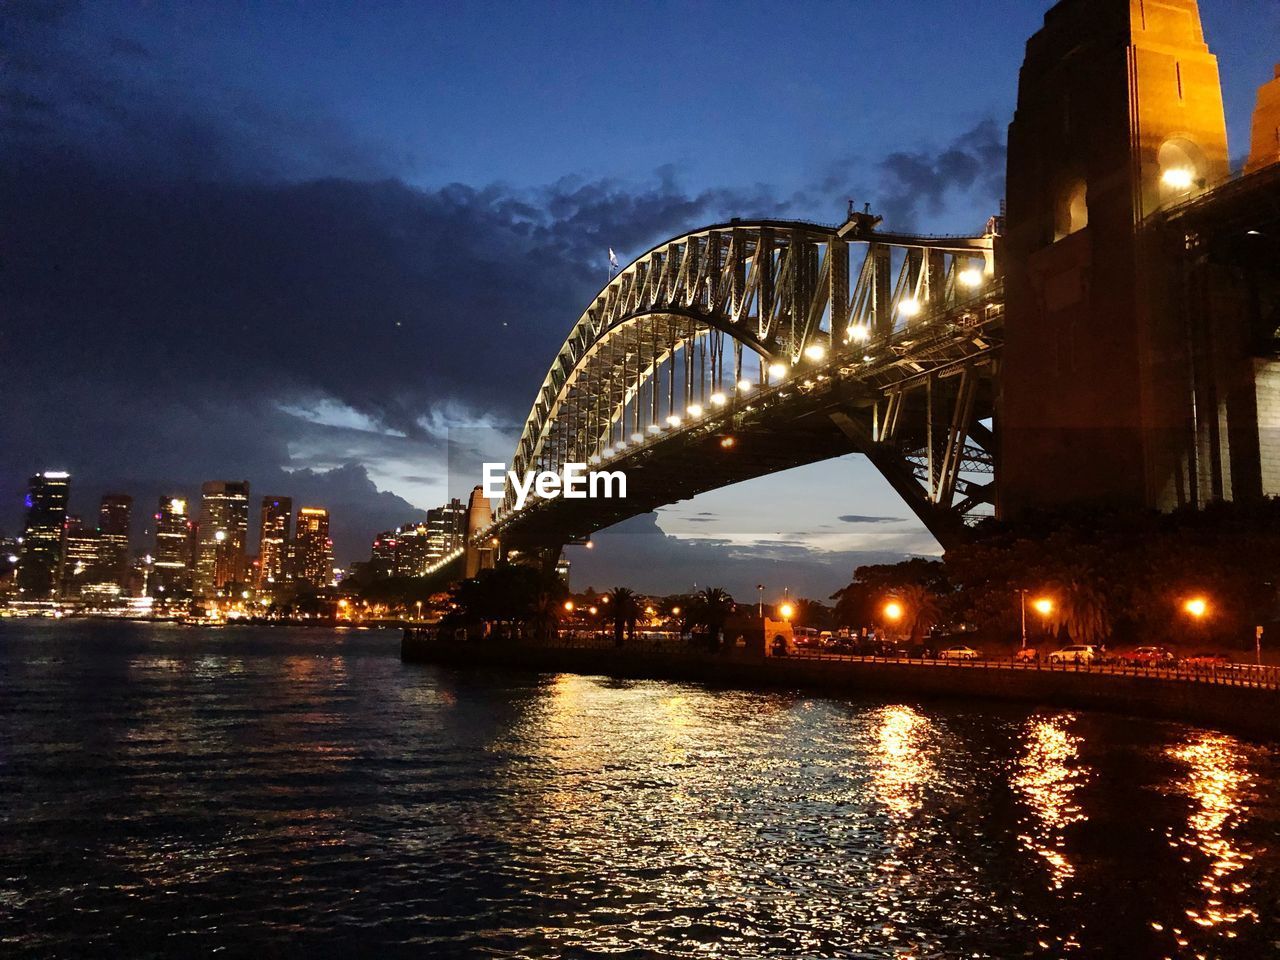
[1001,0,1230,516]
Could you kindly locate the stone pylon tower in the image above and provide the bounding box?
[463,485,496,579]
[1000,0,1231,515]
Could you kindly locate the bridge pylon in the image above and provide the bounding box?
[1002,0,1240,514]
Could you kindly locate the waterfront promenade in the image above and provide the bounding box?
[404,629,1280,740]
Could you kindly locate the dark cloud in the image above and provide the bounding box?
[816,120,1006,230]
[836,515,905,524]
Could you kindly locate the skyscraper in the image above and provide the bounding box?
[256,496,292,589]
[18,471,70,598]
[294,507,333,588]
[153,496,193,595]
[195,481,250,596]
[426,497,466,561]
[97,493,132,589]
[59,515,99,597]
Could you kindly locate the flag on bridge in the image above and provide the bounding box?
[608,248,620,272]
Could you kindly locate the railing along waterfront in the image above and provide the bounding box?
[404,626,1280,692]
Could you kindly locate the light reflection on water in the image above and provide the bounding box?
[2,621,1280,958]
[1013,713,1087,891]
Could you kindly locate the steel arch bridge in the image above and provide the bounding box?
[432,212,1006,576]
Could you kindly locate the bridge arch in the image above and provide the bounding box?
[485,217,1004,565]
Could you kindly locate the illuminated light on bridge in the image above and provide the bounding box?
[767,362,788,379]
[666,415,682,427]
[720,436,736,449]
[958,268,984,289]
[804,343,827,361]
[709,392,727,407]
[647,423,661,434]
[687,403,703,417]
[847,325,871,342]
[898,298,922,318]
[737,379,754,392]
[1161,166,1196,191]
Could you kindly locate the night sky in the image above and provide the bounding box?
[4,0,1276,597]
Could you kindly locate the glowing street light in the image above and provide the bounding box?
[1183,596,1209,619]
[671,606,681,616]
[958,268,984,289]
[666,414,682,427]
[848,325,870,342]
[719,436,736,448]
[778,602,795,621]
[883,600,904,623]
[767,362,788,379]
[710,392,727,407]
[737,378,753,392]
[687,403,704,417]
[630,432,644,442]
[804,343,826,362]
[898,298,921,318]
[1032,597,1054,617]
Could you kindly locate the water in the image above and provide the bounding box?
[1,621,1278,958]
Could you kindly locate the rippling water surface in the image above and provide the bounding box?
[2,620,1280,958]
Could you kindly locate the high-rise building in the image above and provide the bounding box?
[97,493,132,589]
[426,497,466,561]
[60,515,100,597]
[294,507,334,588]
[391,522,431,576]
[256,496,292,589]
[18,471,70,598]
[370,530,396,575]
[195,481,250,596]
[152,496,193,595]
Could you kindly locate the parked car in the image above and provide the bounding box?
[1120,645,1175,667]
[939,645,980,661]
[1014,647,1040,663]
[1182,652,1231,668]
[1048,644,1097,664]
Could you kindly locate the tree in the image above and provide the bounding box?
[693,587,734,649]
[606,587,640,645]
[886,583,943,642]
[1045,571,1111,646]
[831,559,948,630]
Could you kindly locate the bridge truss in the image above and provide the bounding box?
[488,216,1004,561]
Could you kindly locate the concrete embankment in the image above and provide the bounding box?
[403,632,1280,741]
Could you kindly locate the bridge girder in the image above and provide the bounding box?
[449,219,1003,574]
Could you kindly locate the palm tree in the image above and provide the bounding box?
[606,587,639,645]
[695,587,734,649]
[888,583,943,643]
[1046,573,1110,646]
[526,590,561,644]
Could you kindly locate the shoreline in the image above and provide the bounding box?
[403,632,1280,741]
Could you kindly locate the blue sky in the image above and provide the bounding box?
[5,0,1276,598]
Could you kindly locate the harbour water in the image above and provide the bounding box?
[2,620,1279,958]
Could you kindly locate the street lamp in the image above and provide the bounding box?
[883,601,904,623]
[563,600,574,612]
[779,602,795,621]
[1183,596,1208,619]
